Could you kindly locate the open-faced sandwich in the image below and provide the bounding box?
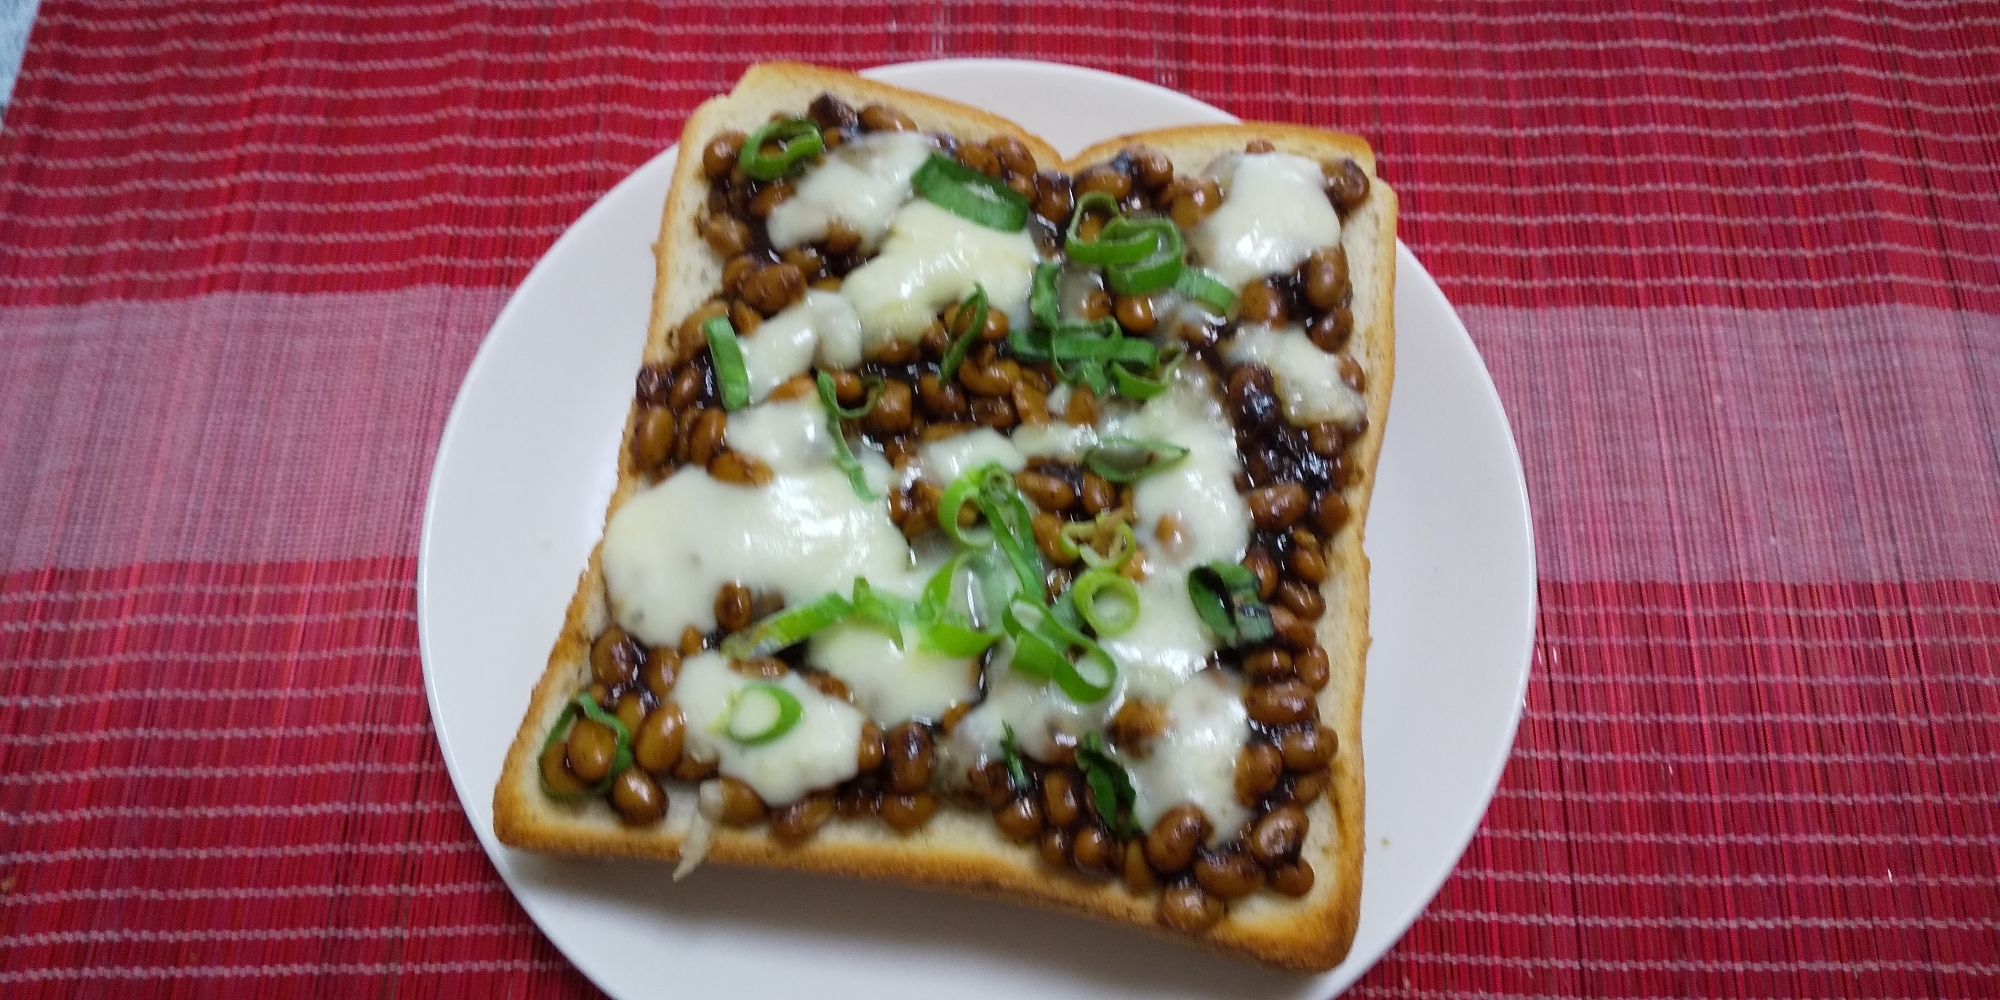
[492,62,1395,971]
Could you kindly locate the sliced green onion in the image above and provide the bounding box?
[1009,323,1052,363]
[1076,733,1140,838]
[1085,437,1191,483]
[1030,261,1061,332]
[850,578,917,649]
[1062,516,1137,570]
[703,316,750,411]
[921,618,1001,657]
[1104,218,1185,295]
[974,465,1047,601]
[821,374,885,420]
[721,590,855,659]
[1188,561,1276,649]
[538,693,634,800]
[1004,599,1117,703]
[912,154,1030,231]
[1071,569,1141,637]
[1108,343,1183,402]
[911,553,1003,656]
[739,118,825,181]
[815,372,877,501]
[937,471,994,547]
[938,284,988,384]
[1109,363,1168,400]
[1051,331,1156,366]
[1174,267,1238,313]
[720,682,805,746]
[1064,192,1153,265]
[1000,723,1030,792]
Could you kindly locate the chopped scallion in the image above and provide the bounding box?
[1070,569,1141,637]
[1076,733,1140,838]
[1187,561,1276,649]
[1084,436,1191,483]
[721,590,855,659]
[538,693,634,800]
[1103,217,1185,295]
[738,118,825,181]
[720,682,805,746]
[938,285,988,384]
[815,372,878,500]
[1173,266,1238,313]
[912,154,1030,231]
[703,316,750,411]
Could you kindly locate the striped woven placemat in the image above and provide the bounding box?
[3,2,1996,996]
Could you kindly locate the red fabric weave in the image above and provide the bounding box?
[3,1,1997,996]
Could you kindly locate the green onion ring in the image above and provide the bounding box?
[1064,192,1154,265]
[1061,517,1136,570]
[938,284,988,384]
[1030,260,1061,332]
[814,372,878,501]
[1105,218,1185,295]
[920,618,1001,657]
[937,471,995,547]
[703,316,751,411]
[1004,599,1117,703]
[1187,561,1276,649]
[721,590,855,659]
[1173,267,1238,313]
[1107,343,1183,402]
[1084,436,1192,483]
[537,693,635,800]
[912,154,1030,231]
[720,682,806,746]
[1051,333,1156,366]
[821,374,885,420]
[974,465,1048,600]
[1109,363,1170,400]
[1071,568,1141,637]
[1009,323,1052,362]
[849,578,917,649]
[738,118,825,181]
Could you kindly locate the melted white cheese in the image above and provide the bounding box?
[1226,323,1366,426]
[726,398,831,475]
[740,291,863,399]
[917,427,1024,487]
[1190,153,1344,291]
[1009,420,1097,461]
[675,653,865,805]
[808,621,979,725]
[766,131,936,252]
[1097,369,1250,698]
[839,201,1039,348]
[1125,670,1252,846]
[948,641,1116,765]
[601,466,920,646]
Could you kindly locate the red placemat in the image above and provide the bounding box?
[3,2,1997,996]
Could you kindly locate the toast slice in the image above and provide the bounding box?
[492,62,1395,972]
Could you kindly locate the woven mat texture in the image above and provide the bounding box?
[3,1,1998,996]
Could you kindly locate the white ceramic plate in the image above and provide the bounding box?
[420,59,1534,1000]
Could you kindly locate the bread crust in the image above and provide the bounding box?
[492,66,1396,972]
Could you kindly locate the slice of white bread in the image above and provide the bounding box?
[492,62,1396,972]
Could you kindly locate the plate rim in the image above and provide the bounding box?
[417,55,1536,999]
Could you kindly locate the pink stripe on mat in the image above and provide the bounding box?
[0,287,503,572]
[1466,304,2000,584]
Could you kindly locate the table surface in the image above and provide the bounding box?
[2,2,1997,997]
